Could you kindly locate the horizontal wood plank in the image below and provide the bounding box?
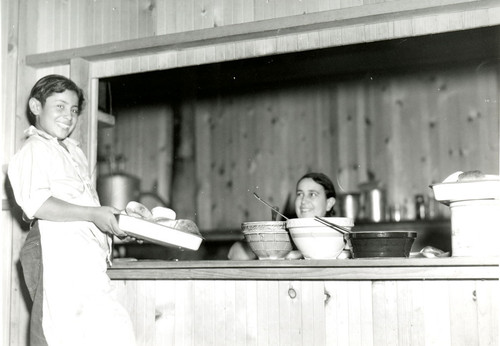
[25,0,494,67]
[108,257,500,280]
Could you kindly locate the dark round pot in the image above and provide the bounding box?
[347,231,417,258]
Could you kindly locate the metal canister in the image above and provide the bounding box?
[337,193,360,219]
[96,172,140,209]
[359,187,386,222]
[415,194,426,220]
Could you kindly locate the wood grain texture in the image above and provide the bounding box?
[110,277,499,346]
[25,0,500,67]
[107,257,500,280]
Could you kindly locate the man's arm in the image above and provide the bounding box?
[34,197,127,237]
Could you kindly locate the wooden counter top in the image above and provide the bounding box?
[108,257,499,281]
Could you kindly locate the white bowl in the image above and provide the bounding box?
[286,217,354,259]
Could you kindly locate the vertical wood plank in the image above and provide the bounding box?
[422,281,451,345]
[449,281,479,346]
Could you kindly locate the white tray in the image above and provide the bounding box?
[118,214,203,251]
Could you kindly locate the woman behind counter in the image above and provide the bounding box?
[228,172,337,260]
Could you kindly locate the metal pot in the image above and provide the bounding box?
[358,181,386,222]
[337,193,360,219]
[97,172,140,209]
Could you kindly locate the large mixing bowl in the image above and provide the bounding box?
[286,217,354,259]
[241,221,293,260]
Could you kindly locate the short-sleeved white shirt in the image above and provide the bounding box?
[8,126,110,254]
[7,127,137,345]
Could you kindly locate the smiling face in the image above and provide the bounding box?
[295,177,335,218]
[30,90,80,140]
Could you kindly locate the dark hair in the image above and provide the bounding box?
[26,74,85,126]
[297,172,337,216]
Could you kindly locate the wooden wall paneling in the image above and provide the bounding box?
[244,93,261,220]
[327,85,343,193]
[453,69,475,171]
[245,280,259,345]
[153,281,175,345]
[345,281,365,345]
[325,281,349,345]
[234,280,248,345]
[358,281,375,345]
[195,99,213,229]
[223,97,238,225]
[222,280,237,345]
[441,72,465,173]
[139,280,157,346]
[174,280,196,344]
[254,0,275,21]
[372,281,398,345]
[476,279,500,345]
[449,280,479,345]
[258,91,276,215]
[395,281,425,346]
[255,280,270,345]
[394,76,421,204]
[422,72,442,186]
[277,280,292,346]
[171,101,196,218]
[352,82,368,190]
[230,94,249,222]
[287,281,304,346]
[275,89,294,209]
[211,96,228,227]
[156,107,174,207]
[474,64,500,172]
[295,88,315,174]
[336,81,360,192]
[213,280,228,345]
[313,86,327,174]
[70,58,95,169]
[278,89,296,197]
[422,281,452,345]
[373,76,394,191]
[479,64,500,171]
[193,280,216,345]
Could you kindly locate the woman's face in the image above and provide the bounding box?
[295,177,335,218]
[31,90,80,140]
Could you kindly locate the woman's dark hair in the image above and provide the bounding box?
[27,74,85,126]
[297,172,337,216]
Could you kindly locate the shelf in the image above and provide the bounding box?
[97,110,115,127]
[108,257,500,281]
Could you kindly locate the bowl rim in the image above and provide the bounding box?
[348,231,417,239]
[242,221,287,227]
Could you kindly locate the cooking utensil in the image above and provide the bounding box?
[314,216,351,234]
[347,231,417,258]
[253,193,289,220]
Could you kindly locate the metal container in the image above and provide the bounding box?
[97,173,140,209]
[360,187,386,222]
[337,193,360,219]
[347,231,417,258]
